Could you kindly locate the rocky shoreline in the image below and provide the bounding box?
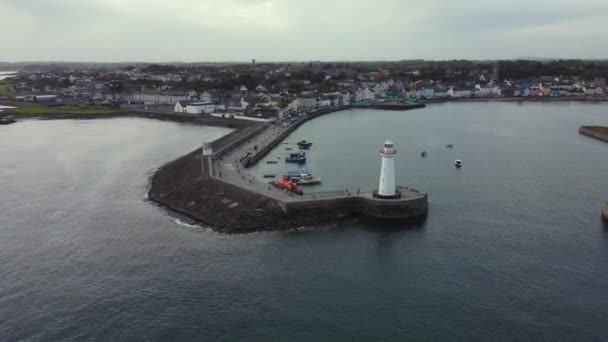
[147,146,356,233]
[145,107,366,233]
[146,105,428,233]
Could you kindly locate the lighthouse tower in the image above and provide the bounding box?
[377,140,399,199]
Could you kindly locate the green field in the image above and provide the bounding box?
[7,104,125,117]
[0,81,13,97]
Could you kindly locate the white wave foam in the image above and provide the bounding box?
[174,218,202,229]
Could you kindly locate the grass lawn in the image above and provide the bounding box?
[0,81,13,97]
[586,126,608,135]
[8,104,125,117]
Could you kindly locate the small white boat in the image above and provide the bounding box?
[297,176,322,185]
[455,159,462,168]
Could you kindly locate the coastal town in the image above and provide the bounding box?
[1,59,607,120]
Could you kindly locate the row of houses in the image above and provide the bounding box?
[172,91,351,119]
[127,93,191,104]
[441,83,604,98]
[353,81,605,100]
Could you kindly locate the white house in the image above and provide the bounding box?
[370,82,390,97]
[433,88,448,98]
[129,93,190,105]
[448,87,471,98]
[174,100,188,112]
[255,84,268,93]
[298,94,318,109]
[184,102,217,114]
[175,100,220,114]
[322,91,349,106]
[491,86,502,97]
[584,86,604,95]
[340,91,350,105]
[279,98,302,118]
[421,87,435,98]
[355,87,375,102]
[318,95,331,108]
[475,85,492,97]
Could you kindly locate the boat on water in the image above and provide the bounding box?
[446,144,454,148]
[297,140,313,149]
[285,170,307,180]
[285,151,306,164]
[421,151,427,157]
[239,152,252,162]
[296,176,322,185]
[285,169,322,185]
[266,160,278,164]
[285,147,293,150]
[455,159,462,168]
[271,176,303,195]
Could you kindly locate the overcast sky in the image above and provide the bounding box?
[1,0,607,62]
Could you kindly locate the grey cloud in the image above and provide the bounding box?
[0,0,606,61]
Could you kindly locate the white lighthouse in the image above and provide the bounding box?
[377,140,398,198]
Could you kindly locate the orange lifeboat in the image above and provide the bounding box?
[275,175,303,195]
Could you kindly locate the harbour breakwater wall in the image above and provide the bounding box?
[148,147,302,232]
[149,146,359,232]
[579,126,608,143]
[241,105,351,168]
[284,188,428,220]
[211,124,267,161]
[149,104,428,232]
[351,103,426,110]
[420,96,608,104]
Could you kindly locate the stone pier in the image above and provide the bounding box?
[150,104,428,232]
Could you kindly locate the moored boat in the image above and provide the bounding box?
[297,140,313,149]
[285,169,313,180]
[296,176,322,185]
[285,151,306,164]
[285,169,322,185]
[455,159,462,168]
[271,176,303,195]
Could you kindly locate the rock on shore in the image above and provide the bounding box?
[148,147,351,233]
